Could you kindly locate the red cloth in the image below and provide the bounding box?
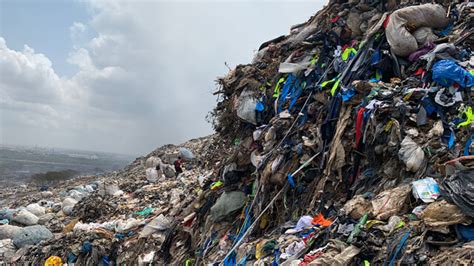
[355,107,366,148]
[299,252,323,266]
[414,67,424,76]
[383,15,390,28]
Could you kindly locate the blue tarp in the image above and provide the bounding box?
[432,60,474,88]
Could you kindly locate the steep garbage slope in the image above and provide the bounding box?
[2,0,474,265]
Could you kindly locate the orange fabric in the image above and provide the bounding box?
[311,213,332,227]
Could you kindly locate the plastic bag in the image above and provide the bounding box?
[115,218,143,233]
[440,170,474,217]
[12,209,38,226]
[0,224,22,239]
[178,148,195,160]
[412,177,440,203]
[106,184,124,196]
[26,203,46,217]
[0,239,16,262]
[372,185,411,220]
[210,191,246,222]
[12,225,53,248]
[385,4,449,56]
[160,163,176,178]
[68,190,86,201]
[432,59,474,88]
[139,214,171,238]
[62,197,78,216]
[145,156,161,168]
[145,168,158,183]
[398,136,425,172]
[236,88,258,125]
[412,27,437,45]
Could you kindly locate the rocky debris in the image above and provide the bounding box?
[1,0,474,265]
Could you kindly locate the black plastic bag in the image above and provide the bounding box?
[440,170,474,217]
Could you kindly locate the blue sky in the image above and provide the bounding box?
[0,0,326,155]
[1,0,90,76]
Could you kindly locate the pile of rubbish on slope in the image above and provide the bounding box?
[2,0,474,265]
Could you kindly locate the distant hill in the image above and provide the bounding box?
[0,144,135,186]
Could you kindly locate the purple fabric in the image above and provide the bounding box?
[408,42,435,62]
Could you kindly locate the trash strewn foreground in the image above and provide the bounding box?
[2,0,474,265]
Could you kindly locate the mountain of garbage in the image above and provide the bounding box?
[1,0,474,265]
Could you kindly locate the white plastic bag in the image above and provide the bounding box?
[0,239,16,261]
[145,156,161,168]
[12,209,38,226]
[236,88,258,125]
[69,190,86,201]
[139,214,171,238]
[145,168,158,183]
[0,225,22,239]
[62,197,78,216]
[178,148,195,160]
[115,218,143,233]
[26,203,45,217]
[412,177,440,203]
[398,136,425,172]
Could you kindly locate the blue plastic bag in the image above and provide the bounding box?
[432,59,474,88]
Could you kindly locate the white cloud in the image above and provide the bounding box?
[70,22,87,45]
[0,38,63,104]
[1,0,326,154]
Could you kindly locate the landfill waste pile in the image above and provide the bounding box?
[2,0,474,265]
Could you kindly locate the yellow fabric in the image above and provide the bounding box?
[366,220,384,229]
[342,47,357,61]
[458,106,474,128]
[330,79,341,96]
[310,53,319,66]
[255,241,265,259]
[403,91,413,101]
[321,77,336,88]
[211,180,223,190]
[384,120,394,132]
[396,220,406,229]
[45,256,62,266]
[273,77,286,98]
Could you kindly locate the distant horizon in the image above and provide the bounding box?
[0,142,137,158]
